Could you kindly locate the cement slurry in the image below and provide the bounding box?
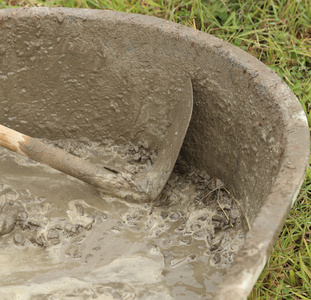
[0,8,308,298]
[0,139,245,299]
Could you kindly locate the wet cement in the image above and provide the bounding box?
[0,139,245,299]
[0,8,308,299]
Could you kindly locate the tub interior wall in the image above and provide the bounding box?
[0,10,285,222]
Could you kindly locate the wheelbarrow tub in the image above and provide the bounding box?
[0,8,309,299]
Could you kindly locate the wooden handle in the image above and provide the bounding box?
[0,125,149,202]
[0,124,26,154]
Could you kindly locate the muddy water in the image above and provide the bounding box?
[0,139,245,299]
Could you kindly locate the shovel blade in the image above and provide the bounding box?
[134,78,193,201]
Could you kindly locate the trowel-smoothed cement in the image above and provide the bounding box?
[0,139,244,299]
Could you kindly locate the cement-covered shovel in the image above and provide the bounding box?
[0,79,193,203]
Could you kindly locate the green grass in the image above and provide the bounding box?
[1,0,311,298]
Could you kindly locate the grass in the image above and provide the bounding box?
[1,0,310,298]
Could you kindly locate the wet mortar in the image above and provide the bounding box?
[0,139,245,299]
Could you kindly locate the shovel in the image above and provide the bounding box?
[0,79,193,203]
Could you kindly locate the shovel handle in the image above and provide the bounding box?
[0,124,149,202]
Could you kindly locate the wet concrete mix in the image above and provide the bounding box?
[0,138,245,299]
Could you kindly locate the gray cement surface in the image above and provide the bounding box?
[0,7,309,299]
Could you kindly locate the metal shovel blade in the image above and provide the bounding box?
[0,79,193,203]
[134,78,193,201]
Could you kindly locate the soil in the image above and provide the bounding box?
[0,139,245,299]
